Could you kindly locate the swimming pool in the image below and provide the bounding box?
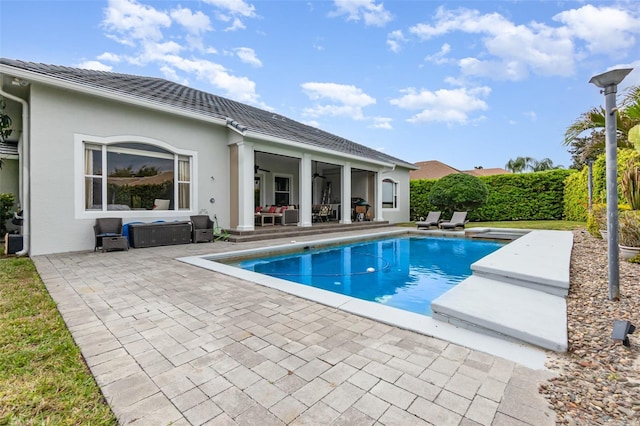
[226,235,504,316]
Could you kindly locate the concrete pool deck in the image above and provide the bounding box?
[34,226,559,425]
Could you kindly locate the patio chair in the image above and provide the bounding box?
[439,211,468,230]
[190,215,214,243]
[416,211,441,229]
[94,217,127,251]
[316,204,331,222]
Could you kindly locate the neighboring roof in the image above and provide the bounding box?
[410,160,461,180]
[410,160,511,180]
[0,58,416,169]
[463,167,512,177]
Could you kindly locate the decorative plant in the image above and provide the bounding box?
[586,203,607,237]
[618,210,640,247]
[0,98,13,169]
[621,160,640,210]
[0,193,16,236]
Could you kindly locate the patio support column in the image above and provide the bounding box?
[299,154,313,227]
[374,171,384,221]
[236,141,255,231]
[341,162,352,224]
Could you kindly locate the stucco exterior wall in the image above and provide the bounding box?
[28,84,229,255]
[380,167,411,224]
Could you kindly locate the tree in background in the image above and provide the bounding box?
[428,173,488,217]
[505,156,533,173]
[505,156,562,173]
[564,85,640,169]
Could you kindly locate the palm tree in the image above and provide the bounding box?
[532,158,562,172]
[564,85,640,168]
[505,156,534,173]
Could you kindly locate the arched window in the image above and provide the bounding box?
[84,141,192,211]
[382,178,397,209]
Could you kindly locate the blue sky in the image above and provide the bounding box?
[1,0,639,170]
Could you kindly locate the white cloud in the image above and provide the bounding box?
[301,82,376,120]
[408,6,577,80]
[224,17,246,32]
[554,5,640,56]
[102,0,171,44]
[77,61,113,71]
[371,117,393,130]
[170,7,212,35]
[425,43,451,65]
[203,0,256,31]
[330,0,393,27]
[523,111,537,122]
[97,52,122,62]
[203,0,256,18]
[390,86,491,124]
[234,47,262,67]
[162,55,267,107]
[100,0,265,108]
[386,30,406,53]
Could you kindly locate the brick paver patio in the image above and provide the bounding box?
[34,230,556,425]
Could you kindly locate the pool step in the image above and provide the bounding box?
[431,275,568,352]
[471,230,572,297]
[431,230,572,352]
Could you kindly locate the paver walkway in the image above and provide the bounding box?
[34,229,556,425]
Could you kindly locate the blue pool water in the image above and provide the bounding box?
[229,236,504,316]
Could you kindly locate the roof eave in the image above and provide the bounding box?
[0,64,228,128]
[243,129,399,169]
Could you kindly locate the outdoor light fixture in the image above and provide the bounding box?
[611,320,636,347]
[589,68,633,301]
[589,69,633,91]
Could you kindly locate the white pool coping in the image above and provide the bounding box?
[178,229,551,370]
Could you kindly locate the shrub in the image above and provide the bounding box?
[0,192,16,236]
[619,210,640,247]
[428,174,488,217]
[563,167,588,221]
[586,203,607,237]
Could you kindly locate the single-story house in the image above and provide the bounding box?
[0,58,417,255]
[410,160,511,180]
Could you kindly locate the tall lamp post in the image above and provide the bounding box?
[587,159,593,211]
[589,68,633,301]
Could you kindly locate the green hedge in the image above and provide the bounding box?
[411,169,574,222]
[563,148,640,221]
[409,179,439,221]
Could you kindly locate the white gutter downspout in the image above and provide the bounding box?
[0,86,30,256]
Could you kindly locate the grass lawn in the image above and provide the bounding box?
[0,256,117,425]
[399,220,585,231]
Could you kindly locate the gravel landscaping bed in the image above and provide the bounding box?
[541,230,640,425]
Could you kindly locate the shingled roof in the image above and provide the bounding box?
[0,58,415,169]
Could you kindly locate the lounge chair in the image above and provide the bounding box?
[439,211,468,230]
[416,211,441,229]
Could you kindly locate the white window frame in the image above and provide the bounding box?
[382,178,398,210]
[74,134,198,219]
